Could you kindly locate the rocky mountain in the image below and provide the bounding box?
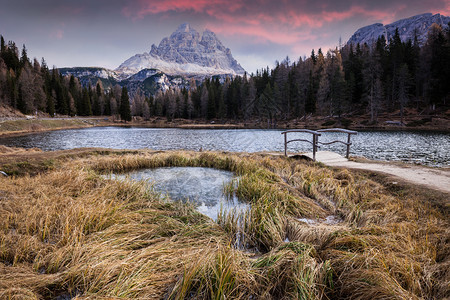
[59,67,190,96]
[120,69,189,96]
[116,23,246,78]
[58,67,119,89]
[347,13,450,46]
[59,24,245,96]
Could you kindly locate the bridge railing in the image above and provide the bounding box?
[317,128,357,159]
[281,128,358,161]
[281,129,321,160]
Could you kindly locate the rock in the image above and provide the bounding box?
[347,13,450,46]
[116,23,246,77]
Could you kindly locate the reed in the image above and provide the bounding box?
[253,241,333,299]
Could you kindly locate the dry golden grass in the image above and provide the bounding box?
[0,150,448,299]
[0,145,42,155]
[0,119,94,137]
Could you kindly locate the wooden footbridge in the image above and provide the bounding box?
[280,128,450,194]
[281,128,358,161]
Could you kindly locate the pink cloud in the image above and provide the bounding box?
[431,2,450,16]
[279,6,398,27]
[123,0,241,20]
[322,6,399,24]
[207,23,316,45]
[122,0,398,30]
[121,0,449,47]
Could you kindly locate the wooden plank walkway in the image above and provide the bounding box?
[301,151,450,194]
[302,151,349,164]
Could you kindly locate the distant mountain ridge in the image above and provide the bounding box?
[60,16,450,97]
[115,23,246,78]
[347,13,450,46]
[59,24,245,96]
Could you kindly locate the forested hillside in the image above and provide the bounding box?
[1,23,449,125]
[152,24,450,124]
[0,36,132,121]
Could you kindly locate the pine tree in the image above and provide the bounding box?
[200,85,209,118]
[17,83,26,113]
[80,87,92,116]
[207,81,217,119]
[20,44,29,67]
[104,90,112,116]
[119,86,131,122]
[47,91,55,117]
[425,23,447,108]
[370,78,383,123]
[305,71,316,113]
[7,70,17,109]
[2,42,20,72]
[0,35,5,53]
[310,49,317,64]
[92,82,102,115]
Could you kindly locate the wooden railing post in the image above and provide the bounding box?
[317,128,357,158]
[284,132,287,156]
[281,129,321,161]
[346,133,351,158]
[312,134,317,161]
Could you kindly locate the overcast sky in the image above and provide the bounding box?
[0,0,449,74]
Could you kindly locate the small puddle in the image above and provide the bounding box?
[297,215,343,225]
[109,167,249,221]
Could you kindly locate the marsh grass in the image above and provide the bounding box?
[0,150,448,299]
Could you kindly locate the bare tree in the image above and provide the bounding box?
[200,86,209,118]
[18,65,34,113]
[396,64,410,125]
[131,90,145,116]
[186,90,194,119]
[0,59,8,104]
[110,97,118,116]
[370,78,383,123]
[165,89,177,119]
[143,101,150,120]
[317,63,331,116]
[244,77,256,120]
[33,70,46,111]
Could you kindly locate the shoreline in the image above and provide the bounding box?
[0,146,448,194]
[0,116,449,138]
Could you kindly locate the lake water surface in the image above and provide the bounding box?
[0,127,448,166]
[109,167,248,221]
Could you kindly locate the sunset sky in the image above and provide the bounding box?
[1,0,449,74]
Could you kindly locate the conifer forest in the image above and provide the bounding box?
[1,25,449,124]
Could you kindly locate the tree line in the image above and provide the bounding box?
[151,23,449,125]
[0,36,131,121]
[1,23,449,125]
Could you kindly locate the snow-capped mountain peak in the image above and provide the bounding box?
[116,23,245,78]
